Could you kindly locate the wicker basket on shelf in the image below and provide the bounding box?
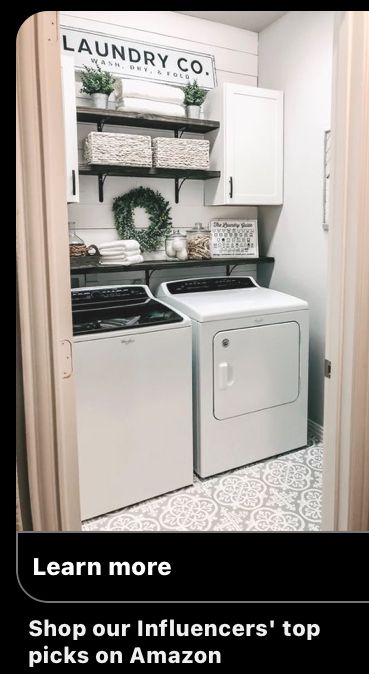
[84,132,152,166]
[152,137,209,170]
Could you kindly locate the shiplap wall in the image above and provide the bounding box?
[61,11,260,285]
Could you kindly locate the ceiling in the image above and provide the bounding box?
[175,11,287,33]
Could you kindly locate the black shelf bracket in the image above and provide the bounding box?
[97,118,108,132]
[174,177,187,204]
[226,263,240,276]
[144,268,157,286]
[98,174,108,202]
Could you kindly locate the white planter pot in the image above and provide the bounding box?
[91,93,109,109]
[186,105,201,119]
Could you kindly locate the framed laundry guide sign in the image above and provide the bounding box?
[209,219,259,258]
[60,26,217,89]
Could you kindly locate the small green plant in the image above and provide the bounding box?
[80,64,116,96]
[182,80,208,106]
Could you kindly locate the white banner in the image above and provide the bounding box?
[60,27,217,89]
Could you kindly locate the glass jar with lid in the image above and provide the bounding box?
[165,229,188,261]
[186,222,211,260]
[69,222,88,257]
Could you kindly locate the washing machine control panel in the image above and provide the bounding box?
[167,277,257,295]
[72,286,148,307]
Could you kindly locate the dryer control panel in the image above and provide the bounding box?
[167,277,257,295]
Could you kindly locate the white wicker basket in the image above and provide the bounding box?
[152,137,209,169]
[84,132,152,167]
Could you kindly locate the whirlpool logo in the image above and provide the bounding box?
[61,26,217,88]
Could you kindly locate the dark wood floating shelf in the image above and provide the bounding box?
[79,164,221,203]
[76,106,220,134]
[79,164,221,180]
[70,256,275,288]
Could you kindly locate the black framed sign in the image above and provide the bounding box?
[60,26,217,89]
[210,219,259,258]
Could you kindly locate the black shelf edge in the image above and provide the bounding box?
[70,256,275,274]
[76,106,220,134]
[79,164,221,180]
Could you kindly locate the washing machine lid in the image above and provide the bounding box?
[72,285,191,335]
[157,277,308,322]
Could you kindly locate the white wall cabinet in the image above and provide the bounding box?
[204,84,283,206]
[61,53,79,203]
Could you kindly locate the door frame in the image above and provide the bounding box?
[322,10,369,531]
[16,11,81,530]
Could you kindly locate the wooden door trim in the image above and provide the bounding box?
[16,12,81,530]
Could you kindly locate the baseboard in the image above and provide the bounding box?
[308,419,324,443]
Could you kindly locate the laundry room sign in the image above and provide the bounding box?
[60,26,217,88]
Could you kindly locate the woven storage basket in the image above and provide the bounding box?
[84,132,152,167]
[152,137,209,169]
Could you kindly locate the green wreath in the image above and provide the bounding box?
[112,186,172,251]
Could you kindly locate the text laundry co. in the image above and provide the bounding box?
[60,27,217,87]
[63,35,206,75]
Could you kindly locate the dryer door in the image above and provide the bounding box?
[213,321,300,420]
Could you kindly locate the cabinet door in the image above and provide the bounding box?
[61,53,79,203]
[226,85,283,205]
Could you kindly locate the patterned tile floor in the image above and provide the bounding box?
[83,438,323,532]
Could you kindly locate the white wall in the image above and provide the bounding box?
[258,11,334,425]
[61,11,260,284]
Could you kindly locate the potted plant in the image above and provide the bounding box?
[80,64,116,109]
[182,80,208,118]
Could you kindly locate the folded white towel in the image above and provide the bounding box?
[99,245,139,253]
[116,98,185,118]
[100,250,140,259]
[114,79,185,105]
[98,239,140,252]
[99,254,144,266]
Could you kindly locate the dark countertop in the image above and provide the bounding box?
[70,255,275,274]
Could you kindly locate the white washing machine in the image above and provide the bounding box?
[72,284,193,520]
[157,276,309,477]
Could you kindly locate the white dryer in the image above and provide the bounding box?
[157,276,309,478]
